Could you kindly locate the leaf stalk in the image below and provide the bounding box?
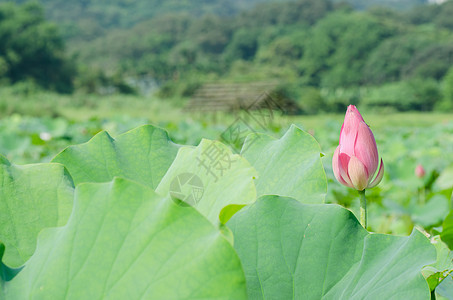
[359,189,367,229]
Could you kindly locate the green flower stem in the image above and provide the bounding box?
[359,189,367,229]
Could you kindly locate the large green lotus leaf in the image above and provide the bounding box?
[240,125,326,204]
[52,125,180,188]
[228,195,436,300]
[0,155,74,268]
[4,178,247,299]
[156,139,257,225]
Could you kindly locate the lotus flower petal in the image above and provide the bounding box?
[368,158,384,189]
[354,121,379,177]
[348,156,369,191]
[333,146,349,187]
[339,108,360,157]
[338,153,354,188]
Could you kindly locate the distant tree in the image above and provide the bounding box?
[402,43,453,80]
[362,78,440,111]
[300,11,394,88]
[277,0,332,25]
[367,6,403,19]
[435,0,453,30]
[405,0,453,30]
[224,28,259,61]
[439,66,453,110]
[404,3,440,24]
[363,33,435,84]
[256,32,306,66]
[0,2,74,92]
[332,0,427,11]
[238,0,332,28]
[242,2,280,26]
[188,15,233,55]
[169,41,198,67]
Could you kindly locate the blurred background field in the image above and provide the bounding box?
[2,106,453,237]
[2,0,453,236]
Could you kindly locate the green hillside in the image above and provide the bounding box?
[332,0,428,10]
[0,0,429,41]
[1,0,453,114]
[0,0,294,40]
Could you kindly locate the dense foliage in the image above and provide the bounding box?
[0,0,428,40]
[1,0,453,112]
[0,2,74,92]
[68,0,453,112]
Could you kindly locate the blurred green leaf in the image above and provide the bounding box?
[441,211,453,250]
[435,165,453,191]
[412,194,450,228]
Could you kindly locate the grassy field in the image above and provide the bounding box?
[3,88,453,124]
[3,89,453,166]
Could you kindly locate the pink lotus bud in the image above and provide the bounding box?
[332,105,384,191]
[415,164,425,178]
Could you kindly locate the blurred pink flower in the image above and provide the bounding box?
[415,164,426,178]
[332,105,384,191]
